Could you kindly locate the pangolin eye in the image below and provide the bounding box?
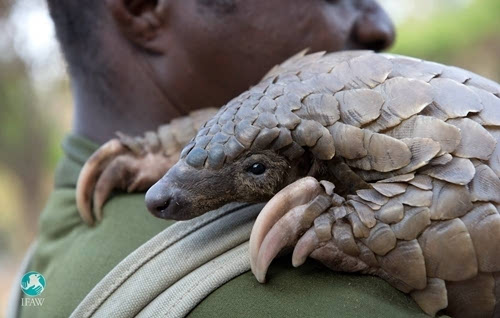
[248,163,266,175]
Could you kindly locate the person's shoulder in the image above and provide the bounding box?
[188,256,429,318]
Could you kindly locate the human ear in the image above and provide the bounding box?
[106,0,170,53]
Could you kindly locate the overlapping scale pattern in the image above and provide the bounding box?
[180,51,499,317]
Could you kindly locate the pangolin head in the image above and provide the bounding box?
[145,51,364,220]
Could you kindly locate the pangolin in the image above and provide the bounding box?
[78,51,500,317]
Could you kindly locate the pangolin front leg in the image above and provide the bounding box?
[250,177,372,284]
[76,108,218,225]
[250,176,500,317]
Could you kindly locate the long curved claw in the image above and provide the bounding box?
[292,227,320,267]
[91,151,179,221]
[254,204,309,283]
[76,139,127,226]
[249,177,322,273]
[89,151,177,223]
[92,157,130,222]
[77,138,177,225]
[251,184,331,283]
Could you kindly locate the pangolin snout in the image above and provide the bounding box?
[145,179,187,220]
[146,160,232,220]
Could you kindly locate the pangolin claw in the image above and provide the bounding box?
[249,177,322,277]
[250,177,331,283]
[292,227,320,267]
[76,138,178,226]
[76,139,127,226]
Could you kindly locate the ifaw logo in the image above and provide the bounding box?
[20,271,46,307]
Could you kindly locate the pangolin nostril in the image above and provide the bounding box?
[144,180,173,216]
[156,199,171,214]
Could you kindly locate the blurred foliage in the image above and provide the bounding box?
[0,0,70,259]
[390,0,500,81]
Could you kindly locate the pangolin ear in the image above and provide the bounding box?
[106,0,171,53]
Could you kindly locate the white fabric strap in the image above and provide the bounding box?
[138,242,250,317]
[70,202,263,318]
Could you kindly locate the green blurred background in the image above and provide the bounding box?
[0,0,499,315]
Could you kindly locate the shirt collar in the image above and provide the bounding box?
[53,134,99,188]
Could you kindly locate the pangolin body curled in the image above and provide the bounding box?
[170,51,500,317]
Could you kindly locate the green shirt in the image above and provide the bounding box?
[18,134,429,318]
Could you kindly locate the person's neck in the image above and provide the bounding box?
[71,74,184,145]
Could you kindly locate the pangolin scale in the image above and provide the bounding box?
[79,50,500,317]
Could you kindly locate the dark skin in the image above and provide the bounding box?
[73,0,395,144]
